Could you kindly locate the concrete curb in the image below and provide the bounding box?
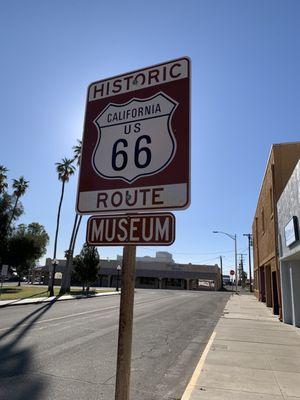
[181,331,217,400]
[0,290,120,308]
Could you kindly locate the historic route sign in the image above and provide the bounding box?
[76,57,190,214]
[86,213,175,246]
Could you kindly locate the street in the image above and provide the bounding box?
[0,289,229,400]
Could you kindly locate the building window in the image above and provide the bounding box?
[165,278,182,287]
[261,208,265,233]
[139,277,156,285]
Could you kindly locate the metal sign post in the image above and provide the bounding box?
[230,269,235,292]
[115,245,136,400]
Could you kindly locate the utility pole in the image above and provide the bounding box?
[219,255,223,289]
[234,234,237,294]
[243,233,253,292]
[239,255,244,286]
[237,253,246,286]
[213,231,238,294]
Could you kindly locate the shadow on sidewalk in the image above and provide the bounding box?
[0,296,60,400]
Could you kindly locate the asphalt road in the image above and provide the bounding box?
[0,289,230,400]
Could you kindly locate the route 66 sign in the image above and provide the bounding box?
[76,57,190,214]
[93,93,177,183]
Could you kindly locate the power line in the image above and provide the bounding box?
[138,247,248,256]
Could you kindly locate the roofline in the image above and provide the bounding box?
[273,140,300,147]
[277,158,300,205]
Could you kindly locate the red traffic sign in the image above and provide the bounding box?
[230,270,235,276]
[76,57,190,214]
[86,213,175,246]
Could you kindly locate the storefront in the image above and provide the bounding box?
[277,160,300,327]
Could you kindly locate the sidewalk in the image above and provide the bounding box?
[0,290,120,307]
[184,293,300,399]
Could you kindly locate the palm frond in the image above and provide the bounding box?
[55,157,76,182]
[12,176,29,197]
[0,165,8,175]
[72,139,82,167]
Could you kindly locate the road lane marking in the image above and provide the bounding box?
[0,305,119,332]
[181,331,216,400]
[0,295,175,332]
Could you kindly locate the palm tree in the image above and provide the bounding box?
[73,139,82,166]
[70,140,83,257]
[60,141,83,294]
[49,158,75,296]
[0,165,8,193]
[8,176,29,227]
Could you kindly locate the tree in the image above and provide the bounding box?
[8,176,29,228]
[0,192,23,264]
[0,165,8,193]
[49,158,75,296]
[73,244,100,293]
[7,223,49,286]
[26,223,49,259]
[241,271,247,288]
[8,235,36,285]
[73,139,82,166]
[60,140,83,294]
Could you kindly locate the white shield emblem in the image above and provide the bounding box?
[92,92,178,183]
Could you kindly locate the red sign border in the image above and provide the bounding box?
[76,56,191,215]
[86,212,176,246]
[86,56,190,102]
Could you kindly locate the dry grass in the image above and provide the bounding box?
[0,285,113,300]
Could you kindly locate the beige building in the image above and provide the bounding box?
[252,142,300,316]
[40,254,221,291]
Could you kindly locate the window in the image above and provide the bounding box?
[139,277,156,285]
[165,278,182,287]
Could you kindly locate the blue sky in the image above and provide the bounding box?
[1,0,300,274]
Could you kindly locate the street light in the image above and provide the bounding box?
[116,264,121,292]
[243,233,253,292]
[49,258,58,297]
[213,231,238,294]
[219,255,224,290]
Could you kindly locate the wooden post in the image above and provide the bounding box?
[115,245,136,400]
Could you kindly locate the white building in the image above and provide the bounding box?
[117,251,174,263]
[277,159,300,327]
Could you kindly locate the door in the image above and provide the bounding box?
[272,271,279,315]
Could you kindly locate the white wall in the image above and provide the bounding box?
[281,261,300,327]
